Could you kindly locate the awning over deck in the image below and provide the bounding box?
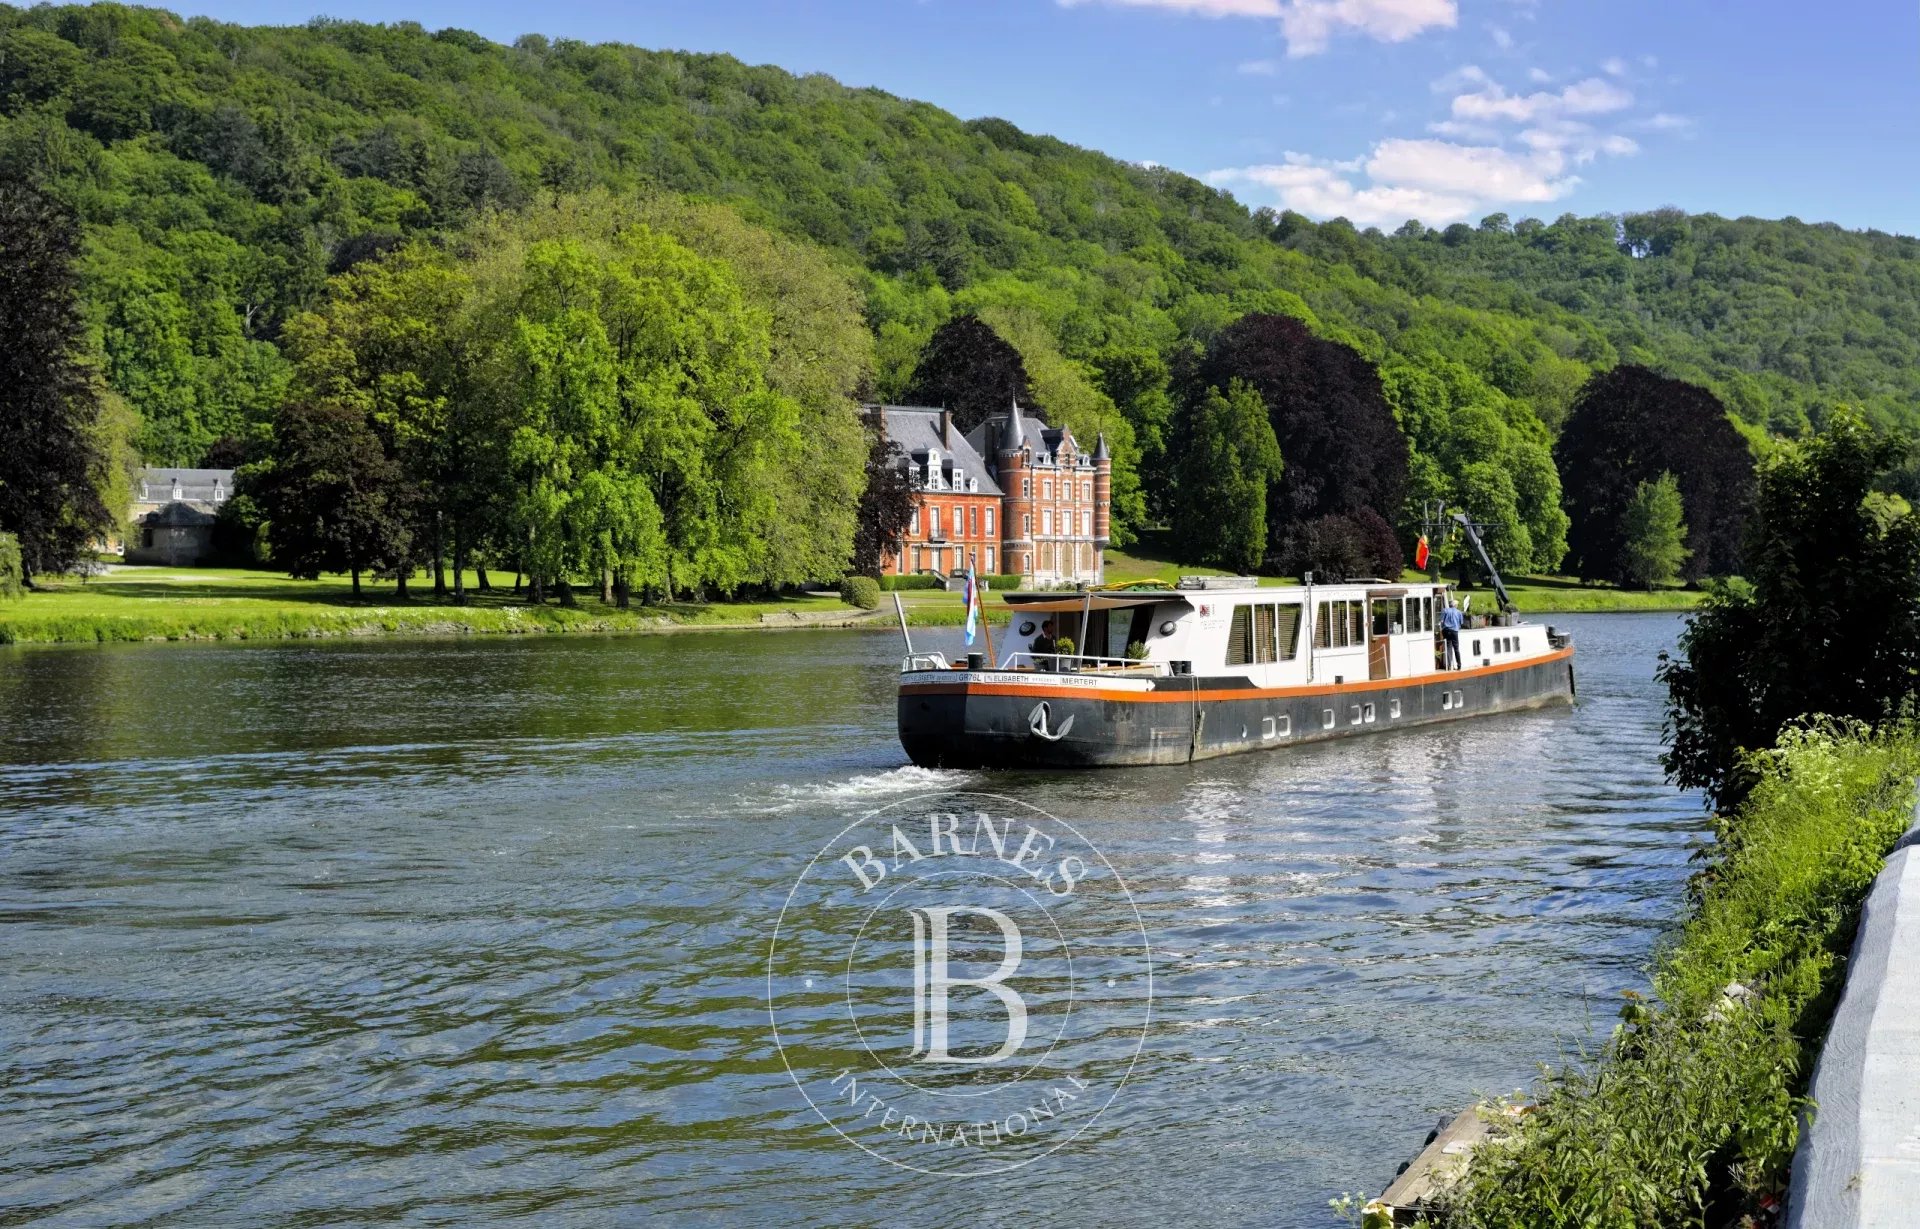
[999,592,1189,612]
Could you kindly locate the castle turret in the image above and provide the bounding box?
[998,399,1033,581]
[1092,430,1112,555]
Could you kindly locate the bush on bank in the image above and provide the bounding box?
[1434,720,1920,1228]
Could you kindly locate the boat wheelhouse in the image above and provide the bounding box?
[895,576,1574,768]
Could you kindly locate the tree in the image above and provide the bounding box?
[0,179,112,582]
[901,314,1035,434]
[1618,472,1689,589]
[283,243,482,599]
[1190,313,1408,548]
[1660,410,1920,807]
[851,417,918,578]
[257,401,410,596]
[1556,366,1754,583]
[1171,381,1282,573]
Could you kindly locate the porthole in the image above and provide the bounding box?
[1321,709,1336,730]
[1452,690,1464,707]
[1389,698,1401,719]
[1363,703,1376,724]
[1441,692,1453,711]
[1159,619,1177,636]
[1019,621,1036,635]
[1349,705,1363,726]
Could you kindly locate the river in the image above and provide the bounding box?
[0,613,1701,1227]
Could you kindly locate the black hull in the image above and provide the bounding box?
[898,651,1575,769]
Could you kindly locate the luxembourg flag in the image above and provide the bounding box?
[963,567,981,646]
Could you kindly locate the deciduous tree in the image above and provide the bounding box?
[0,180,112,582]
[1660,411,1920,807]
[1557,365,1753,583]
[1619,472,1688,589]
[902,314,1035,434]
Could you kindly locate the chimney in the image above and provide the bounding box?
[940,407,954,448]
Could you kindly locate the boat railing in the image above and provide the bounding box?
[998,652,1168,675]
[901,652,950,672]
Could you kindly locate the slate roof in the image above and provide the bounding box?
[870,406,1003,496]
[966,408,1082,469]
[136,468,233,506]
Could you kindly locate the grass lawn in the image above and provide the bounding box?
[0,566,874,645]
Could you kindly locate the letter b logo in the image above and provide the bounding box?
[908,906,1028,1064]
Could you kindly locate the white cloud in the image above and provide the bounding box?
[1489,23,1512,49]
[1365,137,1575,201]
[1059,0,1456,55]
[1451,74,1632,123]
[1601,56,1628,75]
[1205,60,1660,228]
[1237,58,1281,74]
[1526,66,1551,83]
[1645,112,1693,130]
[1208,158,1478,225]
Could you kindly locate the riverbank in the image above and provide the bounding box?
[1413,722,1920,1225]
[0,568,889,645]
[0,563,1703,646]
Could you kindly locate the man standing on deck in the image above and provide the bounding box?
[1440,597,1464,670]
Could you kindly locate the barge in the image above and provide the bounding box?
[896,512,1573,768]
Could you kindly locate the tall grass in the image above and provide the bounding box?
[1436,721,1920,1227]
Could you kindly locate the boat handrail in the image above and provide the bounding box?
[901,652,950,672]
[997,652,1168,675]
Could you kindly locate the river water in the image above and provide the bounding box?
[0,613,1701,1227]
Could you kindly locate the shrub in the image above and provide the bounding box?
[1125,640,1147,660]
[879,574,944,591]
[839,576,881,609]
[1438,721,1920,1226]
[981,573,1023,591]
[0,532,20,600]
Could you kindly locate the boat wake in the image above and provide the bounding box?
[762,764,974,812]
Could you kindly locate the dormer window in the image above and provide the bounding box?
[140,481,149,500]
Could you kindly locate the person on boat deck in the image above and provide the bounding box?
[1440,598,1464,670]
[1030,619,1060,661]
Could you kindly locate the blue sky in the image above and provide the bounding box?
[175,1,1918,234]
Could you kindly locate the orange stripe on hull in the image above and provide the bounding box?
[900,646,1574,705]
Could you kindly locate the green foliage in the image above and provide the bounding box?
[1172,380,1281,572]
[4,4,1916,562]
[1618,472,1689,589]
[1661,409,1920,807]
[838,575,879,609]
[1441,722,1920,1228]
[1556,365,1754,582]
[0,176,113,579]
[0,531,22,600]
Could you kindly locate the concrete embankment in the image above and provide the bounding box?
[1788,795,1920,1226]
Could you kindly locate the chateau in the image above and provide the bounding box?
[870,404,1110,587]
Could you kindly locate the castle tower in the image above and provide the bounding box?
[998,399,1033,581]
[1092,430,1112,559]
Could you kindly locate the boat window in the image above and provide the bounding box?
[1315,602,1333,649]
[1349,603,1365,645]
[1226,605,1253,666]
[1275,603,1302,660]
[1371,599,1398,637]
[1250,605,1276,663]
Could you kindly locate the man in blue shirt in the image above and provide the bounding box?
[1440,598,1464,670]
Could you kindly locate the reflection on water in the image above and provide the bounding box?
[0,615,1702,1227]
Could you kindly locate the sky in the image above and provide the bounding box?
[171,0,1920,235]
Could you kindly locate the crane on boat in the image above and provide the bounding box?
[1424,500,1517,616]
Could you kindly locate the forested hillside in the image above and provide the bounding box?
[2,3,1915,539]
